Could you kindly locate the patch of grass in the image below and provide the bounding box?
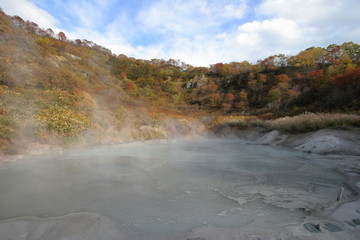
[131,126,167,140]
[35,89,78,110]
[213,115,269,130]
[0,114,14,140]
[214,112,360,133]
[267,112,360,133]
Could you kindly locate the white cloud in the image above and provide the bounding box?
[0,0,58,29]
[127,0,250,65]
[137,0,247,36]
[138,1,210,36]
[256,0,360,45]
[221,18,316,61]
[187,0,360,65]
[224,2,247,19]
[103,0,360,66]
[1,0,359,66]
[236,18,312,47]
[65,0,107,29]
[66,27,134,53]
[257,0,360,25]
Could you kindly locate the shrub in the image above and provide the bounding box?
[132,125,167,140]
[125,81,135,90]
[35,106,92,136]
[268,112,360,133]
[213,113,360,133]
[0,114,14,140]
[35,89,77,109]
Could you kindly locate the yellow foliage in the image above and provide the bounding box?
[35,107,92,136]
[269,113,360,132]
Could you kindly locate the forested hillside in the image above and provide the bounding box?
[0,9,359,154]
[186,43,360,115]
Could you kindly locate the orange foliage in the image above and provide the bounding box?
[224,93,235,104]
[125,81,135,90]
[276,74,290,83]
[239,91,248,101]
[332,67,360,86]
[258,74,267,83]
[120,72,127,79]
[206,93,222,107]
[308,70,324,78]
[286,89,299,98]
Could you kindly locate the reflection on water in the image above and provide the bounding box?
[0,138,346,233]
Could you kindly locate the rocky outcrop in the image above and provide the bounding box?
[185,74,208,89]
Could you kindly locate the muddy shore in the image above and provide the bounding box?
[211,126,360,156]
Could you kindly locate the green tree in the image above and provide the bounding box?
[267,88,282,104]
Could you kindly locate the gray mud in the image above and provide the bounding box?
[214,127,360,156]
[0,138,359,239]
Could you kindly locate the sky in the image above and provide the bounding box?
[1,0,360,66]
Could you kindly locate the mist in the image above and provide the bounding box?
[1,137,358,239]
[2,6,360,240]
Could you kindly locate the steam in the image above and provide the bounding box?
[0,23,207,156]
[0,137,354,239]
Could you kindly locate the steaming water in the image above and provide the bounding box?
[0,138,347,233]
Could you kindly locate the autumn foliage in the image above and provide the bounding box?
[0,9,359,153]
[332,67,360,86]
[124,81,135,90]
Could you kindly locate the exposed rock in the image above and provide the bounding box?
[186,74,208,88]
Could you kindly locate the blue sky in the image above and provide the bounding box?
[1,0,360,66]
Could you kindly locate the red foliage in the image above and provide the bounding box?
[25,20,38,33]
[11,15,25,27]
[261,56,276,70]
[52,40,66,53]
[308,70,324,78]
[120,72,127,79]
[58,32,67,41]
[125,81,135,90]
[37,29,48,37]
[75,39,82,46]
[332,67,360,87]
[46,28,54,37]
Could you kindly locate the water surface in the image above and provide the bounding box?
[0,138,346,233]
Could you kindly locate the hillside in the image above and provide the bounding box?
[186,45,360,115]
[0,10,207,155]
[0,9,359,155]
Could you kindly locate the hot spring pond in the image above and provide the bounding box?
[0,137,358,239]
